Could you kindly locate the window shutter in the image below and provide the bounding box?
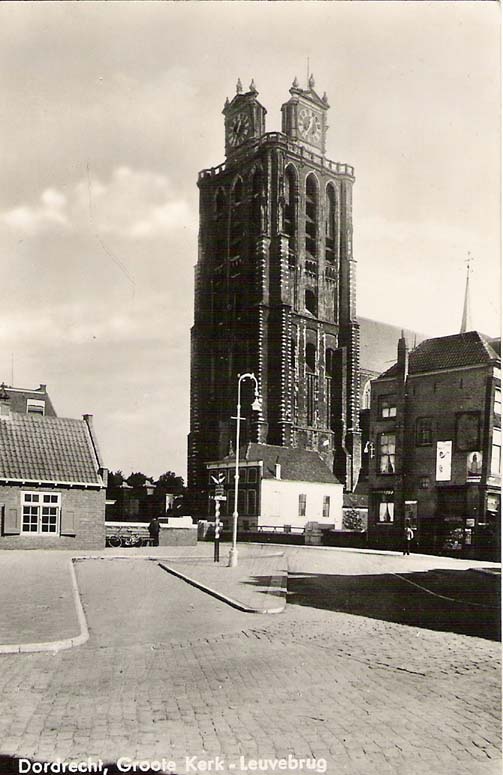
[60,510,76,536]
[4,507,21,534]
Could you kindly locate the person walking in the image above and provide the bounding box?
[403,523,414,555]
[148,516,160,547]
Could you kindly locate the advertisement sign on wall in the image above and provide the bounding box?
[436,441,452,482]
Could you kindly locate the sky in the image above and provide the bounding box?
[0,1,500,480]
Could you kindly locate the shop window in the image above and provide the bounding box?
[380,396,396,419]
[416,417,433,446]
[491,428,501,475]
[22,492,60,535]
[378,433,396,474]
[374,491,394,523]
[298,493,307,517]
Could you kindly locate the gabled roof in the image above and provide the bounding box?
[0,413,103,486]
[219,443,341,484]
[377,331,500,380]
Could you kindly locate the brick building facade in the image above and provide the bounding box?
[367,331,501,559]
[189,77,361,518]
[0,390,107,550]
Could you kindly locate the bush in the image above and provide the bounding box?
[343,509,364,531]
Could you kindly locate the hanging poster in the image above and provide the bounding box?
[436,441,452,481]
[466,451,483,481]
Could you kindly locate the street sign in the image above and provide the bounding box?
[215,484,225,497]
[214,495,227,502]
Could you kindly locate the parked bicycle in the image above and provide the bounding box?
[106,526,144,548]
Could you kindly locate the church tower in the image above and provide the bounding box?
[188,76,361,513]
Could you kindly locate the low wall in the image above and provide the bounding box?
[322,530,368,549]
[159,526,197,546]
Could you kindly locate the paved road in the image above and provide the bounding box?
[0,549,500,775]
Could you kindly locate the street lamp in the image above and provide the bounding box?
[228,372,262,568]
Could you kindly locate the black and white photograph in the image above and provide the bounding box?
[0,2,500,774]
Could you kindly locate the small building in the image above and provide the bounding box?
[0,392,107,549]
[207,442,343,531]
[367,331,501,559]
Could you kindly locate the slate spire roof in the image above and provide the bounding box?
[0,413,104,486]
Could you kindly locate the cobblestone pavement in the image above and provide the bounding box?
[0,549,500,775]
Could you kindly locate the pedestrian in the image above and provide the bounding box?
[148,516,160,547]
[403,523,414,556]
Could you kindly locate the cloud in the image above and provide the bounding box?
[1,167,195,240]
[1,187,68,233]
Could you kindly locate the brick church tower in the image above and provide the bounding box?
[188,76,361,513]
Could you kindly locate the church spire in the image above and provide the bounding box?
[460,252,473,333]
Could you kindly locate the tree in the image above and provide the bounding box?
[126,472,153,489]
[155,471,185,493]
[108,470,125,488]
[342,509,364,531]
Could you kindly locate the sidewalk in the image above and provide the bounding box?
[0,544,287,653]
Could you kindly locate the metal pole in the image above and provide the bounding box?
[228,375,242,567]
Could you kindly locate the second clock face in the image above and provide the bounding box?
[298,107,322,143]
[229,112,250,147]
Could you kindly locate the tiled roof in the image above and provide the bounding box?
[0,413,102,485]
[221,443,341,484]
[378,331,500,379]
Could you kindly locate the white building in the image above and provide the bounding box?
[207,443,343,531]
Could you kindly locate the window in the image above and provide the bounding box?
[375,491,394,523]
[322,496,330,519]
[456,412,480,451]
[378,433,396,474]
[491,428,501,475]
[247,490,257,515]
[306,342,316,373]
[248,467,257,483]
[230,178,244,262]
[494,388,501,416]
[305,174,318,258]
[27,399,45,416]
[305,289,317,316]
[250,168,264,238]
[284,165,297,255]
[416,418,433,446]
[362,380,372,411]
[22,492,60,534]
[380,396,396,419]
[419,476,430,490]
[325,184,336,263]
[298,493,307,517]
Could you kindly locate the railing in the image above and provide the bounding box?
[198,133,355,181]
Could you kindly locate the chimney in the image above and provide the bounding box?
[0,383,11,416]
[274,456,281,479]
[39,384,47,393]
[397,332,409,383]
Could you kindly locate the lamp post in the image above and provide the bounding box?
[228,372,262,568]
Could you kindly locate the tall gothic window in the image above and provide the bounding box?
[305,288,317,316]
[306,341,317,427]
[250,168,263,238]
[284,165,296,255]
[214,187,226,264]
[230,178,244,262]
[325,184,336,263]
[325,347,335,429]
[305,174,318,259]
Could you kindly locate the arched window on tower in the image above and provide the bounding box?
[214,187,227,264]
[305,288,317,316]
[325,184,336,263]
[250,168,263,239]
[230,178,245,264]
[305,174,318,260]
[362,379,372,410]
[284,165,296,257]
[306,341,317,427]
[325,347,336,429]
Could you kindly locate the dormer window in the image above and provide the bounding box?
[27,399,45,416]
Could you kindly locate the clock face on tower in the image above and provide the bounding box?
[298,107,322,144]
[228,111,251,147]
